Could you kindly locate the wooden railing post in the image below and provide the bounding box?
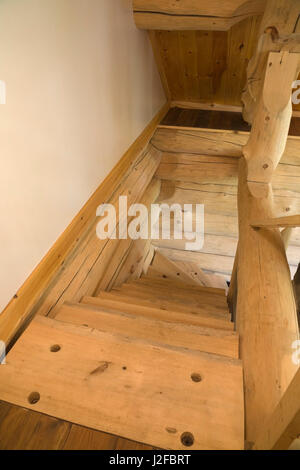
[237,158,300,444]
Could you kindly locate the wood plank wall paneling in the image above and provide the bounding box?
[152,18,300,110]
[152,109,300,281]
[153,17,261,105]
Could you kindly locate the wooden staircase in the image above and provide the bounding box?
[0,254,244,450]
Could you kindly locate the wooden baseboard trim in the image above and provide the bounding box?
[0,101,169,348]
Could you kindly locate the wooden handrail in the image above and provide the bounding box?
[251,214,300,229]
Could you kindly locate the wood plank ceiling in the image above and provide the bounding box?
[151,110,300,282]
[150,16,300,110]
[146,10,300,282]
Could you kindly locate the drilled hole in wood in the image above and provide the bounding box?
[28,392,40,405]
[50,344,61,353]
[263,164,269,170]
[122,366,127,370]
[176,273,180,276]
[265,116,270,122]
[191,373,202,383]
[181,432,194,447]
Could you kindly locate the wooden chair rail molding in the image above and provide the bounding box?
[254,368,300,450]
[0,102,169,350]
[133,0,266,31]
[251,214,300,229]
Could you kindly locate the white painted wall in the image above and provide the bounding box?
[0,0,165,311]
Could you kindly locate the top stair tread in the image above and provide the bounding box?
[58,301,239,359]
[0,315,244,450]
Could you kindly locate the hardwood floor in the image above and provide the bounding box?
[0,401,155,450]
[161,107,300,136]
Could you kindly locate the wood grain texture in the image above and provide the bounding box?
[55,302,239,359]
[254,368,300,450]
[0,401,154,450]
[0,401,71,450]
[251,214,300,229]
[0,316,244,450]
[96,290,234,330]
[236,158,299,442]
[150,18,261,105]
[82,294,233,330]
[133,0,265,31]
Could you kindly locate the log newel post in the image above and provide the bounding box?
[236,159,300,444]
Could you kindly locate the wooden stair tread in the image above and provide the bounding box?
[95,291,234,330]
[113,284,230,319]
[56,302,239,359]
[81,295,234,331]
[136,275,227,296]
[0,316,244,450]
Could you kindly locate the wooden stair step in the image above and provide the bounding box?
[81,295,234,331]
[95,291,234,330]
[113,284,230,319]
[149,251,201,286]
[56,302,239,359]
[135,275,227,296]
[0,316,244,450]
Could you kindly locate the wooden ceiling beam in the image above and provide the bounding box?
[133,0,266,31]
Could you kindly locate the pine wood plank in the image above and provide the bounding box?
[114,284,230,318]
[254,368,300,450]
[134,275,226,296]
[81,295,234,331]
[56,302,239,359]
[100,291,232,329]
[0,316,244,450]
[133,0,265,31]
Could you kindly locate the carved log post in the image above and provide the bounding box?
[237,158,300,444]
[242,0,300,123]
